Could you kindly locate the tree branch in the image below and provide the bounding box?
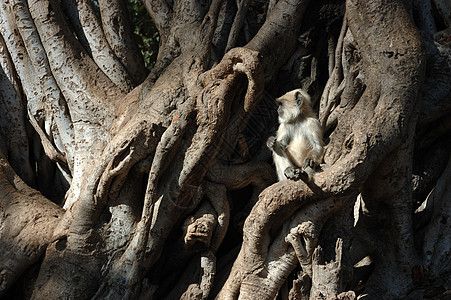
[413,0,437,35]
[319,18,347,127]
[0,151,63,297]
[28,0,122,125]
[27,0,127,215]
[218,180,348,299]
[0,32,34,183]
[140,0,225,100]
[246,0,311,81]
[0,1,44,119]
[422,153,451,279]
[324,66,363,132]
[61,0,134,92]
[205,182,230,252]
[9,0,75,170]
[310,240,345,298]
[417,36,451,127]
[225,0,250,52]
[98,0,147,85]
[142,0,172,37]
[432,0,451,27]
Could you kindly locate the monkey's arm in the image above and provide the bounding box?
[267,136,288,157]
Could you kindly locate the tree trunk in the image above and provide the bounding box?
[0,0,450,299]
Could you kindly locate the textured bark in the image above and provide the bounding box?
[60,0,134,92]
[98,0,147,85]
[0,151,63,297]
[0,0,450,299]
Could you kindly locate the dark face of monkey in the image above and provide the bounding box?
[277,102,284,116]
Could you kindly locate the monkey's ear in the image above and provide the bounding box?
[295,91,303,106]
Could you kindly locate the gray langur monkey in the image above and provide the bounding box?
[267,89,324,182]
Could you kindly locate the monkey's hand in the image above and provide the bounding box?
[267,136,286,156]
[266,136,276,150]
[284,166,309,182]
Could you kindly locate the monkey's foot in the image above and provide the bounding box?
[284,166,309,182]
[302,158,315,169]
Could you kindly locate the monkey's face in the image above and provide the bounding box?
[276,89,311,123]
[277,100,300,123]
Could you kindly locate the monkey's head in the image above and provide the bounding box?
[276,89,312,123]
